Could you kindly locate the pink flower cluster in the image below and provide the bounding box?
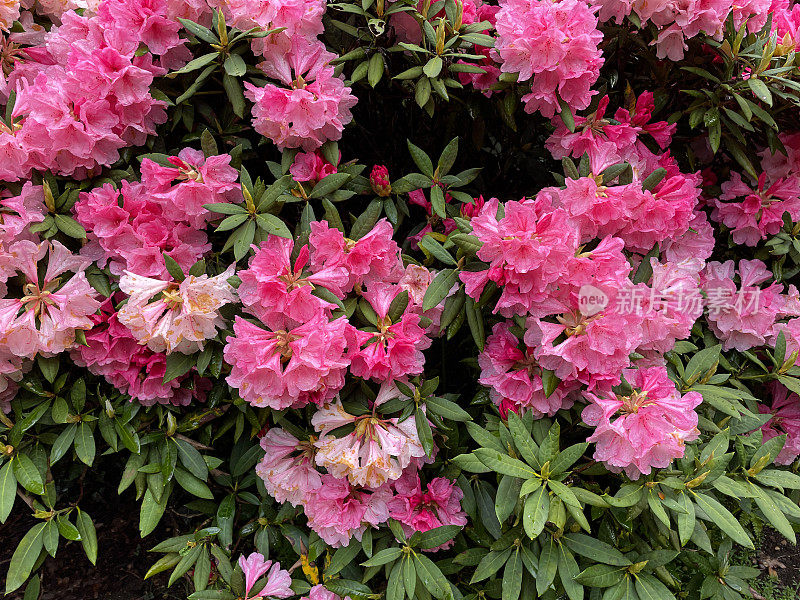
[72,297,211,406]
[493,0,603,117]
[244,35,357,151]
[714,133,800,246]
[72,150,243,279]
[758,382,800,466]
[0,0,189,180]
[582,365,702,479]
[589,0,772,60]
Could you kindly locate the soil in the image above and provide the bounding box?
[756,528,800,590]
[0,493,187,600]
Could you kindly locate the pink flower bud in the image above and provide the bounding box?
[370,165,392,197]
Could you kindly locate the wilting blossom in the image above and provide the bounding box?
[388,470,467,550]
[256,428,322,506]
[582,365,702,478]
[224,314,349,409]
[312,398,427,488]
[237,553,293,600]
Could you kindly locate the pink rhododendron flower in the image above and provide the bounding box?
[309,219,403,294]
[702,260,785,351]
[757,382,800,465]
[290,151,337,183]
[73,181,211,279]
[301,585,350,600]
[346,283,431,382]
[479,321,576,417]
[72,297,209,406]
[211,0,325,46]
[118,265,236,354]
[0,0,19,33]
[256,427,322,506]
[0,182,45,247]
[140,148,242,229]
[312,399,427,488]
[237,553,293,600]
[388,470,467,550]
[237,234,348,329]
[494,0,603,117]
[303,474,391,547]
[583,365,702,478]
[713,171,800,246]
[224,314,349,409]
[460,196,580,317]
[0,240,99,358]
[244,35,357,151]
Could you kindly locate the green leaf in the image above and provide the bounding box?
[403,555,416,599]
[140,485,170,538]
[634,573,676,600]
[558,543,583,600]
[465,297,484,351]
[0,461,16,523]
[641,168,667,192]
[676,493,695,547]
[386,561,404,600]
[56,515,80,541]
[495,476,522,523]
[73,422,95,467]
[691,492,753,549]
[523,484,549,539]
[474,449,538,479]
[558,97,575,132]
[164,253,185,282]
[178,18,218,43]
[507,412,541,469]
[423,268,457,311]
[754,469,800,489]
[536,538,558,595]
[407,140,434,177]
[325,580,372,600]
[413,552,453,600]
[751,485,795,543]
[368,53,385,87]
[175,438,208,481]
[361,546,401,567]
[420,235,457,266]
[549,443,588,475]
[471,548,512,583]
[438,137,459,176]
[415,408,434,456]
[350,199,382,240]
[425,396,470,421]
[502,549,523,600]
[174,467,214,499]
[75,509,98,565]
[328,542,363,575]
[683,345,720,385]
[53,214,86,238]
[13,454,44,496]
[5,522,46,594]
[423,56,443,78]
[575,564,627,588]
[164,352,195,383]
[223,54,246,77]
[563,533,631,566]
[309,173,352,199]
[416,525,462,550]
[747,78,773,106]
[173,52,219,76]
[222,72,246,118]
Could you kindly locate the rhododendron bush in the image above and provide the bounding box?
[4,0,800,598]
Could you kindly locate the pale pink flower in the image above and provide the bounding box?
[0,0,20,33]
[0,182,45,247]
[301,585,350,600]
[583,365,702,479]
[313,399,427,488]
[388,469,467,550]
[224,314,349,409]
[256,428,322,506]
[237,553,293,600]
[303,475,391,547]
[118,266,236,354]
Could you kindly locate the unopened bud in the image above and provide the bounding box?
[166,412,177,437]
[43,182,56,213]
[369,165,392,197]
[435,19,446,55]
